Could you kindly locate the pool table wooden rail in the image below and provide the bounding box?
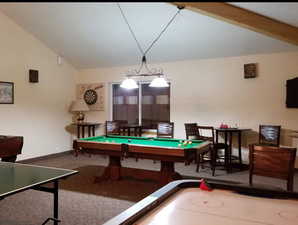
[102,179,298,225]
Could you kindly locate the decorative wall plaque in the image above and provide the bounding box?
[76,83,105,111]
[244,63,257,79]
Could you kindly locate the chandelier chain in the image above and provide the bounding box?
[117,3,183,58]
[117,3,145,56]
[144,8,182,56]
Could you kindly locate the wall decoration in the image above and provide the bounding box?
[244,63,257,79]
[0,82,14,104]
[76,83,105,111]
[29,69,39,83]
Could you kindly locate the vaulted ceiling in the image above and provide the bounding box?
[0,2,297,69]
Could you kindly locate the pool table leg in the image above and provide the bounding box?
[94,157,181,185]
[160,161,182,185]
[94,156,121,182]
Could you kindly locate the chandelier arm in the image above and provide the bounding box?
[117,3,145,56]
[143,7,183,56]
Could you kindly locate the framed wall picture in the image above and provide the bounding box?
[244,63,257,79]
[0,82,14,104]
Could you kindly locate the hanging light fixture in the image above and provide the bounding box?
[117,3,184,89]
[120,77,138,89]
[149,76,169,87]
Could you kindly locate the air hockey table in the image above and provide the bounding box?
[103,179,298,225]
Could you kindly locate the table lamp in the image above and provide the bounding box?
[70,99,89,123]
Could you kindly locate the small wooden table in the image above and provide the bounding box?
[72,122,101,138]
[215,128,251,170]
[120,124,143,136]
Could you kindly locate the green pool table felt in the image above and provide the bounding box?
[79,135,204,149]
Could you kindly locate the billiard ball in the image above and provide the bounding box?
[189,141,192,144]
[128,139,131,143]
[178,143,182,147]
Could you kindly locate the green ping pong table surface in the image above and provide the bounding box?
[0,161,78,225]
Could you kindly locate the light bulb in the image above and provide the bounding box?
[120,78,138,89]
[149,77,169,87]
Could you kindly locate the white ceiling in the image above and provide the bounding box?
[0,2,297,69]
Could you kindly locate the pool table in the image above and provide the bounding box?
[103,179,298,225]
[73,135,210,184]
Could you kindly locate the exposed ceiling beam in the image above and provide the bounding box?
[171,2,298,46]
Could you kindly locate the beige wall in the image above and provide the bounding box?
[0,11,78,160]
[78,51,298,162]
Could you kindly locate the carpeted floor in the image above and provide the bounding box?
[0,152,297,225]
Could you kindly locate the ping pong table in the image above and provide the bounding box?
[0,161,78,225]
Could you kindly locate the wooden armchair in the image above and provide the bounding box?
[105,121,121,135]
[114,120,128,135]
[157,122,174,138]
[259,125,281,147]
[249,144,296,191]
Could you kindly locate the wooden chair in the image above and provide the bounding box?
[105,121,121,135]
[249,144,296,192]
[157,122,174,138]
[259,125,281,147]
[197,126,229,176]
[185,123,199,139]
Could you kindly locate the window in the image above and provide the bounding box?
[112,83,170,129]
[112,84,139,124]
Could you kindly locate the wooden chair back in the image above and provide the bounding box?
[197,126,215,144]
[185,123,199,139]
[259,125,281,147]
[157,122,174,138]
[105,121,121,135]
[249,144,296,191]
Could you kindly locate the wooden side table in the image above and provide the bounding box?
[72,122,101,138]
[120,124,143,137]
[215,128,251,170]
[72,122,101,157]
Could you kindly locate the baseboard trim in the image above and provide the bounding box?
[15,151,298,173]
[17,150,73,164]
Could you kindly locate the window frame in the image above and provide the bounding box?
[109,81,170,130]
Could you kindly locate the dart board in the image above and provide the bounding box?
[84,89,98,105]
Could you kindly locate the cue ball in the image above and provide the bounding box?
[189,141,192,144]
[178,144,182,147]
